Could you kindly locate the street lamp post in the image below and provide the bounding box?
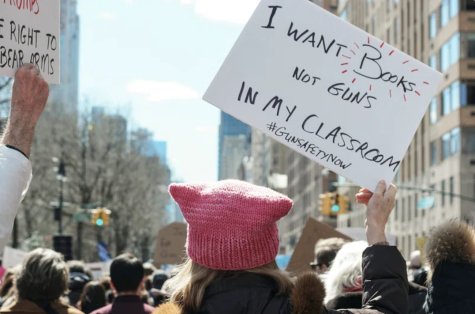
[56,158,67,235]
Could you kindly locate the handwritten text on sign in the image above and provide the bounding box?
[203,0,443,191]
[0,0,60,84]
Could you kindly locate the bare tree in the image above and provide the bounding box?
[17,102,170,261]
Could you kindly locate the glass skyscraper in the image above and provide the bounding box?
[218,112,251,180]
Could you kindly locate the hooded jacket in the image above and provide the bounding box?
[153,246,408,314]
[424,220,475,314]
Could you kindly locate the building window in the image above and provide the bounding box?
[430,12,437,38]
[450,176,454,204]
[430,98,438,124]
[431,141,437,165]
[450,33,460,64]
[408,196,412,221]
[463,128,475,153]
[387,29,390,44]
[440,33,460,72]
[372,16,375,34]
[415,194,419,217]
[430,55,438,70]
[460,33,475,59]
[450,0,459,18]
[441,0,449,27]
[451,80,461,111]
[402,198,405,222]
[340,9,347,20]
[461,0,475,10]
[442,81,461,115]
[451,127,460,155]
[441,41,450,72]
[462,80,475,105]
[387,0,391,12]
[442,87,451,115]
[442,127,460,160]
[394,18,398,44]
[394,0,399,3]
[442,180,446,207]
[442,132,451,160]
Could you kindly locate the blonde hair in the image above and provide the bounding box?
[167,258,293,313]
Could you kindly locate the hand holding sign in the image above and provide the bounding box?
[203,0,443,191]
[361,181,397,246]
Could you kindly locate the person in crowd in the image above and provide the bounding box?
[423,220,475,313]
[77,282,107,314]
[324,241,368,309]
[0,276,15,308]
[90,254,154,314]
[313,238,349,275]
[408,250,428,287]
[68,261,92,308]
[143,263,157,277]
[99,277,115,304]
[0,248,83,314]
[0,64,49,253]
[153,179,407,314]
[149,270,169,306]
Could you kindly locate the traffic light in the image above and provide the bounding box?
[53,235,73,261]
[100,208,111,226]
[91,208,101,225]
[319,193,332,216]
[91,208,111,226]
[336,194,350,214]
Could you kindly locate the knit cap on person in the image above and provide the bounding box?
[168,180,293,271]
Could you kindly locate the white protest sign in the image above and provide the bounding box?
[0,0,60,84]
[203,0,443,191]
[2,246,27,269]
[86,262,111,280]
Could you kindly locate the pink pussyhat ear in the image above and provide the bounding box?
[168,182,206,219]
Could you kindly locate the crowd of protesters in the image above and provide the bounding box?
[1,64,474,314]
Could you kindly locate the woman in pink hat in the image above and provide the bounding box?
[153,180,407,314]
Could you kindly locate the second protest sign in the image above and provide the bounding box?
[203,0,442,191]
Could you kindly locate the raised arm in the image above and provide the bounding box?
[0,64,49,251]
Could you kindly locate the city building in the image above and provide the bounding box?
[336,0,475,259]
[220,134,248,179]
[49,0,80,116]
[218,112,251,179]
[239,129,288,189]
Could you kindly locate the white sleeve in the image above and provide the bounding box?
[0,145,32,251]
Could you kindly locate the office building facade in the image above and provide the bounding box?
[336,0,475,259]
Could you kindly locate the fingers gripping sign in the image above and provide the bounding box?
[355,180,397,245]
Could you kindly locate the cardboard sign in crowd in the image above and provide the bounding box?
[0,0,60,84]
[153,222,187,267]
[204,0,443,192]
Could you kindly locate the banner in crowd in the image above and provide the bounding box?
[286,218,352,273]
[86,262,111,280]
[0,0,60,83]
[153,222,187,266]
[203,0,443,191]
[3,246,27,269]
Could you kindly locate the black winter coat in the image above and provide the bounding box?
[153,246,408,314]
[424,261,475,314]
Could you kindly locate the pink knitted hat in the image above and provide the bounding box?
[169,180,293,270]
